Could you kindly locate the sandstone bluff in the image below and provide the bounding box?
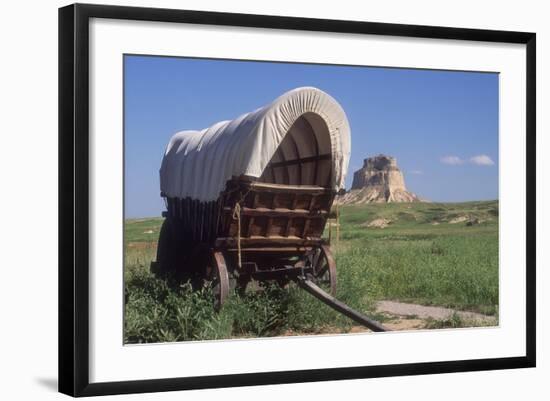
[338,154,423,204]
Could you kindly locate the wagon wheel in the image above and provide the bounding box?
[155,218,197,282]
[155,218,171,273]
[309,244,337,296]
[205,250,230,311]
[155,218,182,275]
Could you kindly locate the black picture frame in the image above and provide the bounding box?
[59,3,536,397]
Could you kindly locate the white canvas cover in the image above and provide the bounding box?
[160,87,351,201]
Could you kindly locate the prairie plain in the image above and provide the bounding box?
[124,200,499,343]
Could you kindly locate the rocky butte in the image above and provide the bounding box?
[338,154,422,204]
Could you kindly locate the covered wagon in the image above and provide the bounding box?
[157,87,351,309]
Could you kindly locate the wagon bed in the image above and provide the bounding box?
[160,177,338,301]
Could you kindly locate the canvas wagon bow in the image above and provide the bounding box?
[156,87,387,332]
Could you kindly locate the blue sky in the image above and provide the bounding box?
[124,55,499,218]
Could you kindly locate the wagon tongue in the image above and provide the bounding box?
[296,276,390,332]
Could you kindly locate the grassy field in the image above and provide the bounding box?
[124,200,499,343]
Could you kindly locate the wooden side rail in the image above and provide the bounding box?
[215,236,324,248]
[223,206,327,218]
[240,181,333,195]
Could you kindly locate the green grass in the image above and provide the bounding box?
[335,201,499,315]
[124,200,499,343]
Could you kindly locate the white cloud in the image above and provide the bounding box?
[470,154,495,166]
[440,156,464,165]
[409,170,423,175]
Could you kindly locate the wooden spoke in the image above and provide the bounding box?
[316,263,329,278]
[309,245,337,296]
[312,248,321,272]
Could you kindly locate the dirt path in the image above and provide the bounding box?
[375,300,497,330]
[377,300,494,322]
[283,301,497,336]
